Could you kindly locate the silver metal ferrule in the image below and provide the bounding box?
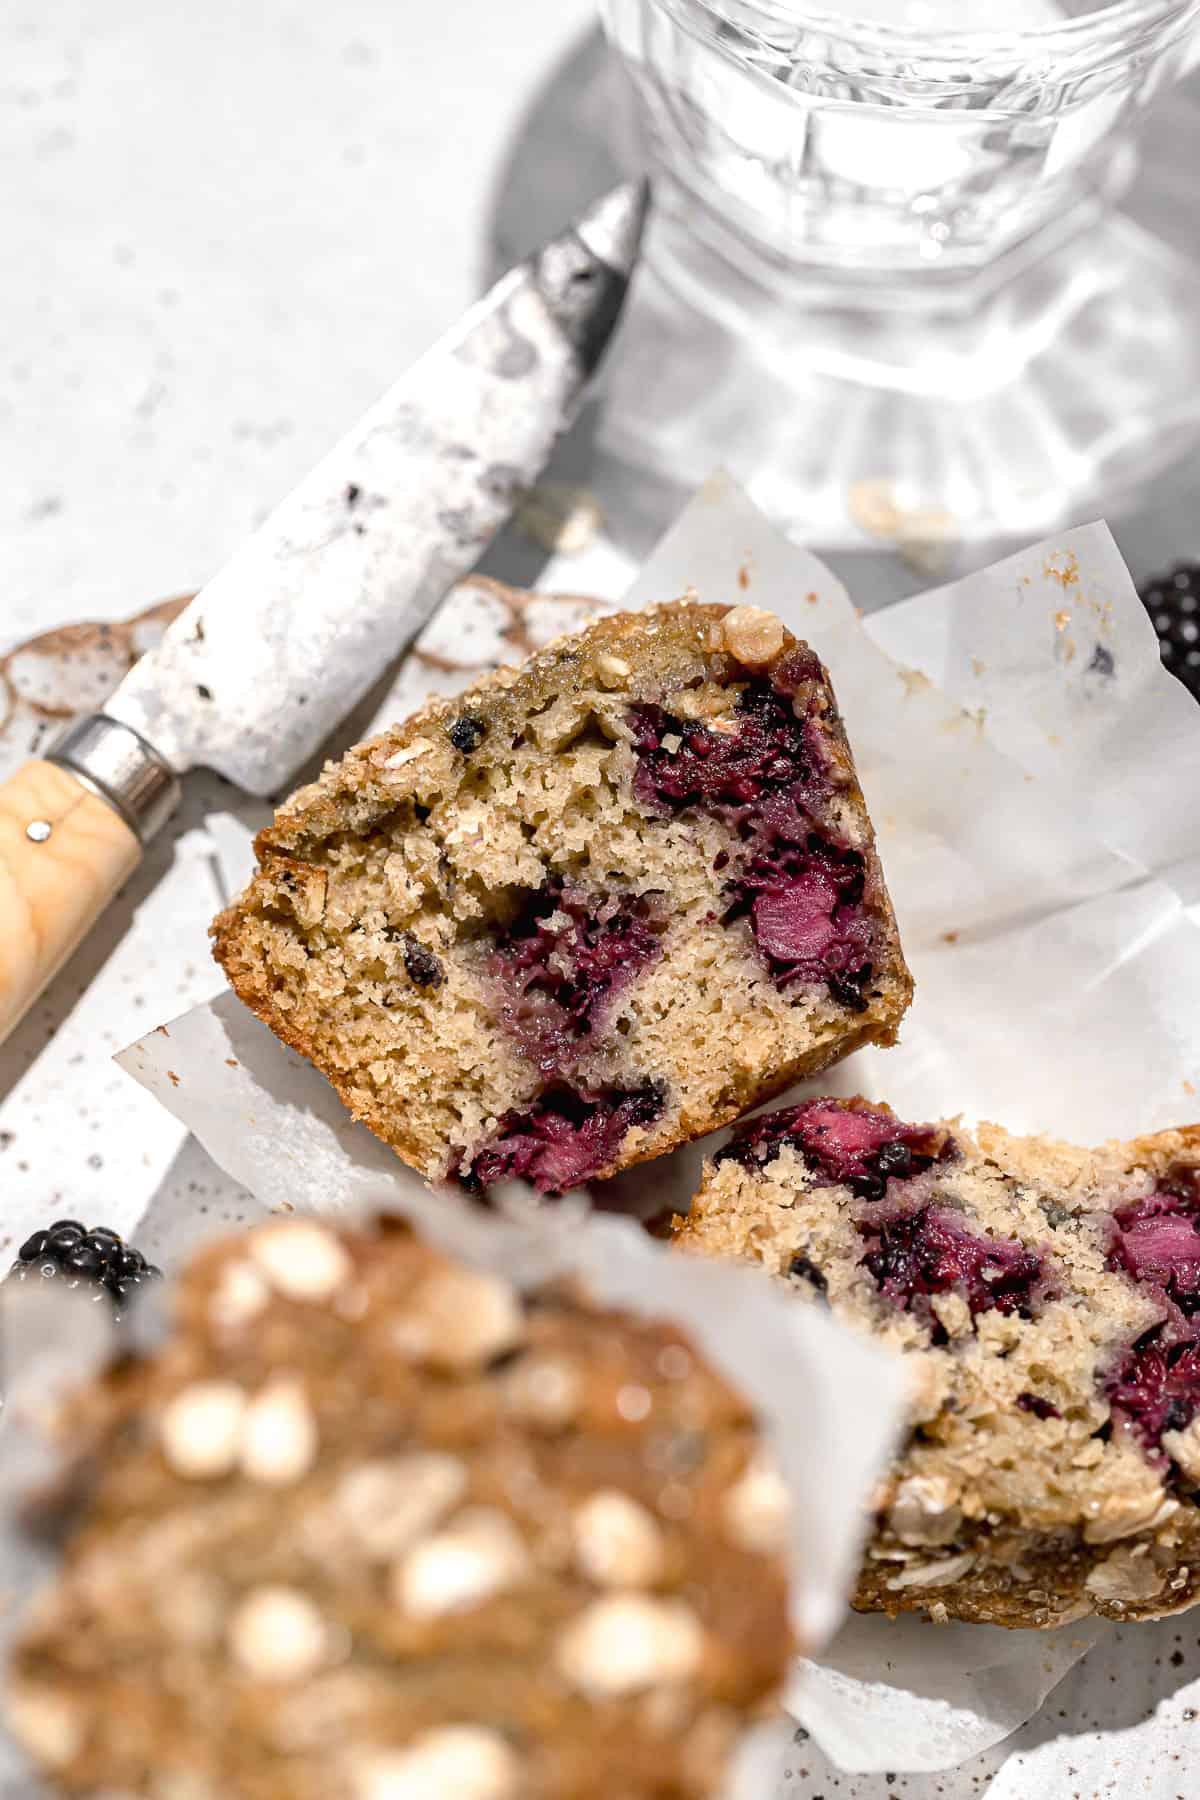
[48,714,181,845]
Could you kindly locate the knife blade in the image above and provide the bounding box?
[0,179,648,1042]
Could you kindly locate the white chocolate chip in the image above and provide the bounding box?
[6,1682,85,1769]
[722,1452,790,1556]
[573,1490,665,1588]
[209,1259,270,1331]
[336,1454,467,1559]
[248,1222,351,1303]
[660,733,683,755]
[394,1509,530,1618]
[160,1381,247,1481]
[228,1586,329,1681]
[885,1550,976,1591]
[1085,1543,1167,1604]
[556,1594,704,1698]
[719,606,785,668]
[352,1727,520,1800]
[240,1380,318,1486]
[595,653,631,682]
[500,1354,582,1430]
[392,1267,524,1370]
[887,1475,964,1549]
[615,1384,652,1423]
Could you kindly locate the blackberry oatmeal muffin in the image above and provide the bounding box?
[212,601,911,1195]
[7,1217,793,1798]
[676,1095,1200,1628]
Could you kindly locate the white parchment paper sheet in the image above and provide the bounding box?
[116,475,1200,1774]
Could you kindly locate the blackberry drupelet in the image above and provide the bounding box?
[1139,563,1200,701]
[9,1219,160,1310]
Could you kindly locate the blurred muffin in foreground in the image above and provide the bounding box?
[7,1216,793,1799]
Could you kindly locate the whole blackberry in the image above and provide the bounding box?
[8,1220,160,1311]
[1139,564,1200,701]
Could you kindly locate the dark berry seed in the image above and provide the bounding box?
[88,1230,123,1266]
[45,1221,86,1249]
[787,1254,828,1294]
[828,967,872,1013]
[63,1244,104,1277]
[447,713,487,754]
[874,1142,914,1179]
[854,1172,887,1202]
[1016,1392,1060,1420]
[401,934,444,989]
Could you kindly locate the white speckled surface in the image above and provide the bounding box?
[0,0,597,1249]
[4,3,1200,1795]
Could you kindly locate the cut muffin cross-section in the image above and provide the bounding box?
[213,601,912,1194]
[677,1095,1200,1628]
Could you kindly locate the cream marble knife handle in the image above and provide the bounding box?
[0,717,180,1043]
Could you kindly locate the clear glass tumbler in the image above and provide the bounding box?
[598,0,1200,556]
[602,0,1200,275]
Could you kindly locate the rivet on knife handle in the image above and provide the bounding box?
[0,718,179,1041]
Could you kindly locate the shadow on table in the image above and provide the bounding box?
[476,24,1200,602]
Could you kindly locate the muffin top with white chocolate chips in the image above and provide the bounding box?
[7,1217,792,1800]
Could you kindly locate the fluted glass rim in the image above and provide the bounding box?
[687,0,1200,61]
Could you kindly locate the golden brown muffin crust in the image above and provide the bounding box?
[213,601,912,1194]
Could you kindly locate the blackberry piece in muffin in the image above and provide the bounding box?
[677,1095,1200,1628]
[7,1217,793,1799]
[212,601,912,1195]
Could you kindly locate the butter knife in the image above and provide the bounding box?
[0,179,648,1043]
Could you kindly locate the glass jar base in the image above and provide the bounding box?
[595,199,1200,566]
